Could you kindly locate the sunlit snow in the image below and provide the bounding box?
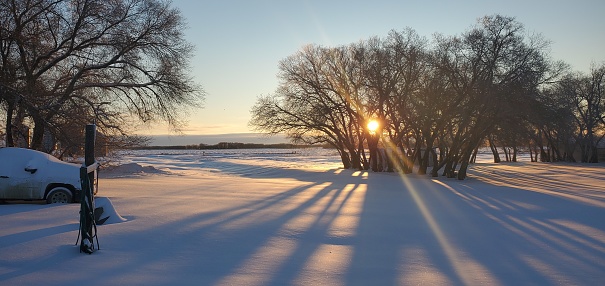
[1,148,604,285]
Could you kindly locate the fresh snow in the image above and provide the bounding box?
[0,148,604,285]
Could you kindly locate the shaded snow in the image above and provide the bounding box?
[0,149,604,285]
[94,197,126,225]
[100,162,167,178]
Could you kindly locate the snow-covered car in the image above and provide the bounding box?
[0,147,83,204]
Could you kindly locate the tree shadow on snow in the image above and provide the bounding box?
[2,161,603,285]
[77,164,605,285]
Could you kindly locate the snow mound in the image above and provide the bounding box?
[94,197,126,225]
[101,162,166,178]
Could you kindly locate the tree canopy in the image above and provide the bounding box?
[251,15,604,179]
[0,0,204,155]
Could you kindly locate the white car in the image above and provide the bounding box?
[0,147,84,204]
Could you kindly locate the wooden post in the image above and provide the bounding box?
[79,124,97,254]
[85,124,96,193]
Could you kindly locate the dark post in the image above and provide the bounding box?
[79,124,97,254]
[85,124,96,191]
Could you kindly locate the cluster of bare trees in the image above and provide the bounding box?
[0,0,203,156]
[251,15,604,179]
[537,65,605,163]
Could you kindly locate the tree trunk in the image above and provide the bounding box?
[5,100,15,147]
[590,145,599,163]
[430,148,439,177]
[418,138,433,175]
[539,145,548,162]
[502,146,510,162]
[369,136,379,172]
[334,142,352,169]
[357,137,367,170]
[470,146,479,163]
[401,146,414,174]
[489,138,501,163]
[457,148,474,180]
[430,146,447,177]
[443,155,456,178]
[339,150,352,169]
[30,115,46,150]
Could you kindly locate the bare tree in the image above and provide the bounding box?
[250,45,367,169]
[556,64,605,162]
[251,15,584,179]
[0,0,203,152]
[431,15,555,179]
[358,29,428,173]
[251,31,430,172]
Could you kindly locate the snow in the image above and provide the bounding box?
[1,148,604,285]
[93,197,126,225]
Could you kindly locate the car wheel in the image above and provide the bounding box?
[46,187,73,204]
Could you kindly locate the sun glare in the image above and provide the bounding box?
[367,120,379,133]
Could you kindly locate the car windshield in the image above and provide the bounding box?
[46,153,65,163]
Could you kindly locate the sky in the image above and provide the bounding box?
[142,0,605,145]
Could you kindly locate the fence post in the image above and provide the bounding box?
[85,124,95,188]
[79,124,98,254]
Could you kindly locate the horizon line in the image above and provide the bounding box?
[144,132,289,146]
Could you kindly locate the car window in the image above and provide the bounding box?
[0,148,40,175]
[1,150,23,176]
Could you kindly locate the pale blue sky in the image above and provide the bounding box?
[144,0,605,143]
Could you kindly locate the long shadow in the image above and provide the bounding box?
[67,169,367,285]
[1,157,348,284]
[471,163,605,206]
[0,178,333,284]
[257,176,362,285]
[0,245,80,282]
[342,165,605,285]
[427,165,605,285]
[91,160,603,285]
[344,173,442,285]
[3,159,604,285]
[0,223,79,249]
[0,204,79,248]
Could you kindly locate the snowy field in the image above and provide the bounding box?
[1,148,604,285]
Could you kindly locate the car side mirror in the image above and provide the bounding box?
[24,167,37,174]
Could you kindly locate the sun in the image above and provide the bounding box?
[367,120,379,133]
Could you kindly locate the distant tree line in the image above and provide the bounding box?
[0,0,203,157]
[250,15,605,179]
[135,142,317,150]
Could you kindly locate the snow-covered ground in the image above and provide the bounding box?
[1,148,604,285]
